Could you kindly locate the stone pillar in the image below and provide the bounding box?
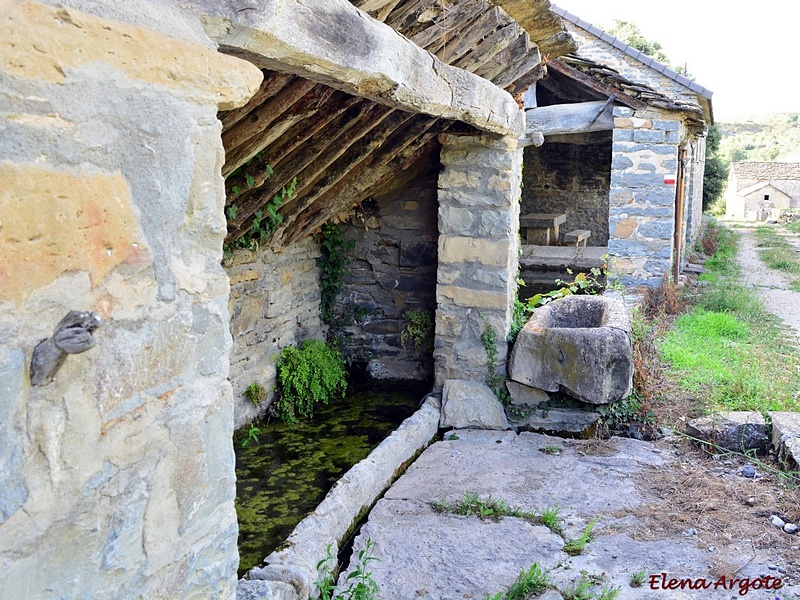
[0,2,261,599]
[434,134,522,389]
[608,107,680,286]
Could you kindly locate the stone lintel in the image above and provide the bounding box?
[193,0,524,136]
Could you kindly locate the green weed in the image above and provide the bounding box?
[240,424,261,449]
[564,517,599,556]
[243,381,266,406]
[400,310,434,352]
[629,568,646,588]
[484,563,549,600]
[315,539,380,600]
[539,505,563,534]
[561,572,594,600]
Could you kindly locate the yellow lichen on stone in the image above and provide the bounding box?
[0,162,146,305]
[0,0,262,109]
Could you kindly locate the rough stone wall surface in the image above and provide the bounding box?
[608,107,679,286]
[434,133,522,388]
[521,137,612,245]
[226,238,324,428]
[566,24,700,107]
[336,164,439,382]
[685,135,706,246]
[0,1,261,598]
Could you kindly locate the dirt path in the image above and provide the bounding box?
[734,225,800,341]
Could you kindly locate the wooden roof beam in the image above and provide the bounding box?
[547,60,648,111]
[524,100,615,137]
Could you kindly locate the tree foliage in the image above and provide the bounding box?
[703,124,728,211]
[608,20,671,64]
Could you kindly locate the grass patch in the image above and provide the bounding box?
[485,563,549,600]
[787,221,800,234]
[755,225,800,274]
[653,222,800,413]
[430,493,566,535]
[430,492,537,522]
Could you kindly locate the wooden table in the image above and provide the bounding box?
[520,212,567,246]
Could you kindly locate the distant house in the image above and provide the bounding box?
[726,162,800,220]
[520,6,713,286]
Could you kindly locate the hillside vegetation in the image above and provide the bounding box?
[718,113,800,163]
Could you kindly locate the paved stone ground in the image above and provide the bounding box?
[344,430,800,599]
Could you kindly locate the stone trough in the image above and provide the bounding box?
[508,295,633,405]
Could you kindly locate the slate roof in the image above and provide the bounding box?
[551,5,713,100]
[737,180,794,198]
[555,54,706,122]
[731,162,800,181]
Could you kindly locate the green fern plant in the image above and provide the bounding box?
[274,339,347,424]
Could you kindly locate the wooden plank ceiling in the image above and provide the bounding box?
[219,0,570,247]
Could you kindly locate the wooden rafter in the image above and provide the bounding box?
[221,0,550,245]
[547,60,648,111]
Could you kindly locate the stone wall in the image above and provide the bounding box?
[608,108,680,286]
[335,163,440,383]
[0,1,261,598]
[435,134,522,388]
[522,135,612,245]
[684,135,706,246]
[226,239,324,428]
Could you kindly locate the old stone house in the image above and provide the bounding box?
[520,6,713,286]
[726,161,800,220]
[0,0,714,598]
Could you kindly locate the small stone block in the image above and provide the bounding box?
[685,412,768,452]
[440,380,509,430]
[506,380,550,406]
[612,106,634,118]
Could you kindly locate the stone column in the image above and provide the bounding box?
[434,134,522,389]
[608,107,680,286]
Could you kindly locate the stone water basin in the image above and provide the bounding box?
[508,295,633,404]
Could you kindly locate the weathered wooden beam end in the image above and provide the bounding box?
[30,311,103,386]
[517,132,545,148]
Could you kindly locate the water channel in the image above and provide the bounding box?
[235,387,423,577]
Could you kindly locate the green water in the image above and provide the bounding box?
[235,389,422,577]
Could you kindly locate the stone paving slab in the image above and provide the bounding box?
[344,429,800,599]
[771,412,800,469]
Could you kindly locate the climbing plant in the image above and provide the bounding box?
[479,312,508,402]
[317,224,356,328]
[223,156,297,257]
[273,339,347,424]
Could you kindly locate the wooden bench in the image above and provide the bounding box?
[564,229,591,247]
[520,212,567,246]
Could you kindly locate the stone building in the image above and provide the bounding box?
[0,0,717,597]
[520,6,713,286]
[726,161,800,220]
[0,0,576,597]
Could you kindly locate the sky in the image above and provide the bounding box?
[555,0,800,122]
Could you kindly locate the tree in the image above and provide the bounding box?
[608,20,671,64]
[702,124,728,211]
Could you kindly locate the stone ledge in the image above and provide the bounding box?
[195,0,524,136]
